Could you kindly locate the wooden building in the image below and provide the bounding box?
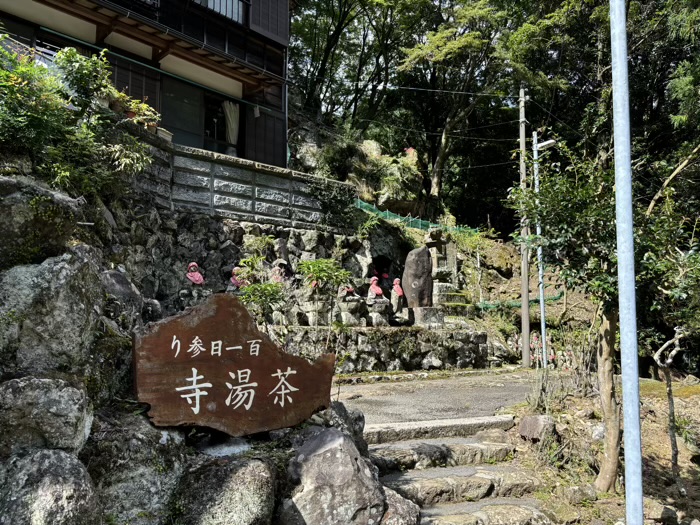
[0,0,289,167]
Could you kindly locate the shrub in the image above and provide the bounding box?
[0,40,70,156]
[0,37,156,198]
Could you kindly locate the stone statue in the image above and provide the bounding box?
[270,259,290,283]
[366,276,389,304]
[186,262,204,285]
[337,283,361,302]
[228,267,248,292]
[401,246,433,307]
[391,278,404,314]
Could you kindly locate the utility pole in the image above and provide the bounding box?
[519,85,530,368]
[609,0,643,520]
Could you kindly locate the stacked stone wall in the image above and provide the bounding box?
[272,326,489,374]
[136,133,355,230]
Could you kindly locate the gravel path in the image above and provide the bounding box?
[335,370,535,425]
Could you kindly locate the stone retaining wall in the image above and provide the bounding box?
[136,132,355,230]
[271,326,489,374]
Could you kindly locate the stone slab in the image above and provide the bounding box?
[173,171,210,189]
[256,173,291,190]
[173,155,211,174]
[171,186,210,206]
[370,438,514,474]
[256,187,289,204]
[380,465,540,506]
[212,164,254,182]
[421,499,552,525]
[213,179,253,196]
[364,415,515,444]
[134,294,335,437]
[291,193,320,209]
[213,194,253,212]
[255,201,289,218]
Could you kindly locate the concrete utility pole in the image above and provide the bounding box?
[519,85,530,368]
[609,0,644,521]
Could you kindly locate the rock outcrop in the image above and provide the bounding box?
[0,449,99,525]
[280,427,386,525]
[172,458,276,525]
[0,175,80,270]
[0,245,104,377]
[79,412,187,525]
[0,377,92,457]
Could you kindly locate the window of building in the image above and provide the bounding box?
[109,56,161,111]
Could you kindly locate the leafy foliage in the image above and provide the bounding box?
[0,39,155,197]
[239,282,286,329]
[243,235,275,257]
[0,41,70,156]
[297,258,352,291]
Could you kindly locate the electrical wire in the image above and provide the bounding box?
[359,118,519,133]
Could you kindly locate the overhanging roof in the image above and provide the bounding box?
[35,0,285,87]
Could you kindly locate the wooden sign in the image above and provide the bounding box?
[134,294,335,436]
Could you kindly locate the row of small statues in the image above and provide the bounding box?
[185,261,405,314]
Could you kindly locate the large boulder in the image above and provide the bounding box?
[79,411,186,525]
[324,401,369,457]
[0,245,104,377]
[0,377,92,457]
[171,458,276,525]
[100,270,143,331]
[0,449,99,525]
[0,175,80,270]
[380,488,420,525]
[402,246,433,308]
[280,427,385,525]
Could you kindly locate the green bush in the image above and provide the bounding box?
[0,37,156,197]
[0,41,70,156]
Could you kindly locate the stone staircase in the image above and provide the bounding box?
[365,416,555,525]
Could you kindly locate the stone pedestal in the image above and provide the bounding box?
[411,307,444,328]
[433,282,457,305]
[367,301,392,327]
[338,300,367,327]
[300,301,330,326]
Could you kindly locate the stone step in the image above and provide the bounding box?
[421,498,553,525]
[370,437,515,474]
[380,465,541,507]
[364,415,515,445]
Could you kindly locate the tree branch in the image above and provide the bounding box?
[646,143,700,217]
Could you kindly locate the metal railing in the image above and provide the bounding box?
[193,0,248,24]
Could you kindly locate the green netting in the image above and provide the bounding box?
[355,199,478,234]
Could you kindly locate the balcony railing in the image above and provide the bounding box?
[193,0,248,25]
[106,0,246,25]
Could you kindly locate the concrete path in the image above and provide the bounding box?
[335,369,535,425]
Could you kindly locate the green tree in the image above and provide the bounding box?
[297,258,352,348]
[240,283,286,334]
[0,39,154,197]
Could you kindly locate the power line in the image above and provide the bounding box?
[529,99,585,139]
[287,75,517,99]
[360,118,518,133]
[464,160,518,169]
[378,84,517,99]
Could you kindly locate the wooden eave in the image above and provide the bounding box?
[35,0,283,88]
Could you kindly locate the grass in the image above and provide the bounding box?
[638,378,700,399]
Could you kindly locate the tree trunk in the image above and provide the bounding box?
[430,115,452,197]
[594,308,621,493]
[654,332,687,496]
